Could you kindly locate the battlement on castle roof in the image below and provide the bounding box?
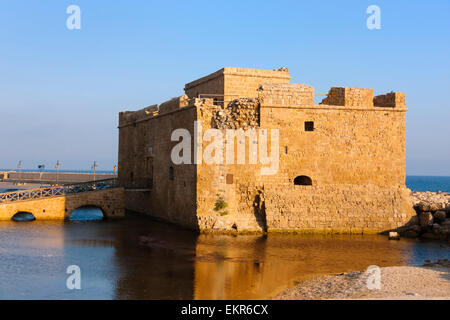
[119,67,407,127]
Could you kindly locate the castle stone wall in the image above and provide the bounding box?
[259,83,314,106]
[184,67,290,99]
[118,103,198,229]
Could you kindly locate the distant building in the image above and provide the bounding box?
[118,67,414,233]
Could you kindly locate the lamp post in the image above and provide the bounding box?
[38,164,45,187]
[91,161,98,182]
[17,161,22,185]
[55,160,62,185]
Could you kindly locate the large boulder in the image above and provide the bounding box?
[421,232,441,240]
[433,211,447,224]
[429,202,446,212]
[441,225,450,239]
[403,230,419,238]
[389,232,400,240]
[401,224,421,238]
[414,201,445,212]
[415,201,431,212]
[419,212,433,228]
[410,224,422,233]
[432,223,442,235]
[406,215,420,226]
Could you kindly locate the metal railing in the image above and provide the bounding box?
[0,178,118,204]
[197,94,241,106]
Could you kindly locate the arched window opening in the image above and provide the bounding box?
[294,175,312,186]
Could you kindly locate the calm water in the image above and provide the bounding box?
[406,176,450,192]
[1,176,449,299]
[0,211,449,300]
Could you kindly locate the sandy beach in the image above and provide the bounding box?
[275,260,450,300]
[0,182,41,190]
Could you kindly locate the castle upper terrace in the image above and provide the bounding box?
[119,67,407,128]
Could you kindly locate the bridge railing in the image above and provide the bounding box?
[0,178,118,204]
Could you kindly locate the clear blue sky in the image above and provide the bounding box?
[0,0,449,175]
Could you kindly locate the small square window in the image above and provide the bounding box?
[226,174,233,184]
[305,121,314,131]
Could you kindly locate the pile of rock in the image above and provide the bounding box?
[211,98,260,129]
[423,259,450,268]
[401,191,450,240]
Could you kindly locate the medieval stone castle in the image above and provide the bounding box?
[118,67,415,233]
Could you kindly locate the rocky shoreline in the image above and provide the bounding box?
[397,191,450,241]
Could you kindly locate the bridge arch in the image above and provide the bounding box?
[11,211,36,222]
[0,187,124,221]
[69,205,105,221]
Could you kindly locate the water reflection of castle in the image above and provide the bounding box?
[110,221,409,299]
[192,234,409,299]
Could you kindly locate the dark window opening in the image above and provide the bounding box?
[294,175,312,186]
[130,171,134,181]
[149,165,154,188]
[284,146,288,154]
[169,167,174,181]
[304,121,314,131]
[226,174,233,184]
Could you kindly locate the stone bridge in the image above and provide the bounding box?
[0,180,125,220]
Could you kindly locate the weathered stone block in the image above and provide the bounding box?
[433,211,447,223]
[320,87,374,107]
[374,92,405,108]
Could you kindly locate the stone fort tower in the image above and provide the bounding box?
[118,67,415,233]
